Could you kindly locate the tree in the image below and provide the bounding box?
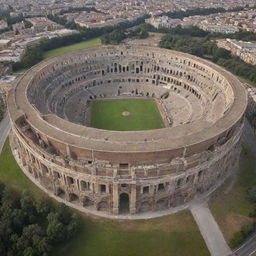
[35,198,51,217]
[0,185,78,256]
[66,215,79,238]
[46,221,65,242]
[20,192,35,213]
[0,181,5,200]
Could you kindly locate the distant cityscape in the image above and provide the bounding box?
[0,0,256,76]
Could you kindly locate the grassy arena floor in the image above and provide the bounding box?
[90,99,165,131]
[0,139,209,256]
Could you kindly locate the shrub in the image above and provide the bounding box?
[230,222,256,248]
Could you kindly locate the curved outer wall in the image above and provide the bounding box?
[7,46,247,217]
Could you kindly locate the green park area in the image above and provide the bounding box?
[0,139,209,256]
[209,144,256,248]
[14,37,102,74]
[90,99,165,131]
[43,37,102,59]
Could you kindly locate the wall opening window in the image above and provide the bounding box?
[158,183,165,191]
[100,184,106,193]
[67,176,74,185]
[143,186,149,194]
[119,163,129,169]
[81,181,90,191]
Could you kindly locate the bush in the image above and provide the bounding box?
[247,186,256,202]
[230,222,256,248]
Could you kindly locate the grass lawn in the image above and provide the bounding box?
[0,140,45,197]
[55,211,210,256]
[43,37,102,60]
[0,138,210,256]
[14,37,102,74]
[239,76,256,87]
[209,144,256,245]
[90,99,165,131]
[13,67,30,74]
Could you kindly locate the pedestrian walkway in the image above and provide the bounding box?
[190,201,232,256]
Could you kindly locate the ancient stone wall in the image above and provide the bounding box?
[8,45,247,217]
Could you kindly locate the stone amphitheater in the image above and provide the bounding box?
[7,45,247,218]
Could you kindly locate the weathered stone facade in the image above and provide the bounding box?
[7,45,247,217]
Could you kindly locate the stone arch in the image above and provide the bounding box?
[69,193,79,203]
[57,188,65,199]
[97,200,108,211]
[119,193,129,214]
[140,201,151,213]
[83,196,94,207]
[155,198,168,211]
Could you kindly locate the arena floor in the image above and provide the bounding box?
[90,98,165,131]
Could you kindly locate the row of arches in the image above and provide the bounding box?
[56,188,130,214]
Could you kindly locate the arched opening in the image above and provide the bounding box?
[119,193,129,214]
[69,193,79,203]
[97,201,108,211]
[156,198,168,211]
[140,201,151,213]
[83,197,94,207]
[57,188,65,199]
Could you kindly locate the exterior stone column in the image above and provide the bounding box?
[66,144,71,157]
[112,183,119,215]
[130,184,136,214]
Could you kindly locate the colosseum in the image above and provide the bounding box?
[7,45,247,218]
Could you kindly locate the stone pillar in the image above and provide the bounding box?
[66,144,71,157]
[130,184,136,214]
[94,183,99,193]
[112,183,119,215]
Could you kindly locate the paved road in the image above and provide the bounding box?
[191,201,232,256]
[232,231,256,256]
[0,114,10,153]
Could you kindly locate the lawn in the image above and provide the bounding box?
[0,139,210,256]
[209,144,256,244]
[239,76,256,87]
[43,37,102,59]
[13,67,30,74]
[0,140,45,197]
[55,211,210,256]
[14,37,102,74]
[90,99,165,131]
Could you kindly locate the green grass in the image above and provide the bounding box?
[43,37,102,59]
[55,212,210,256]
[239,76,256,87]
[209,144,256,244]
[13,67,30,74]
[90,99,165,131]
[0,140,44,197]
[14,37,102,74]
[0,138,210,256]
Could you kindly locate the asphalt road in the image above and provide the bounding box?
[232,231,256,256]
